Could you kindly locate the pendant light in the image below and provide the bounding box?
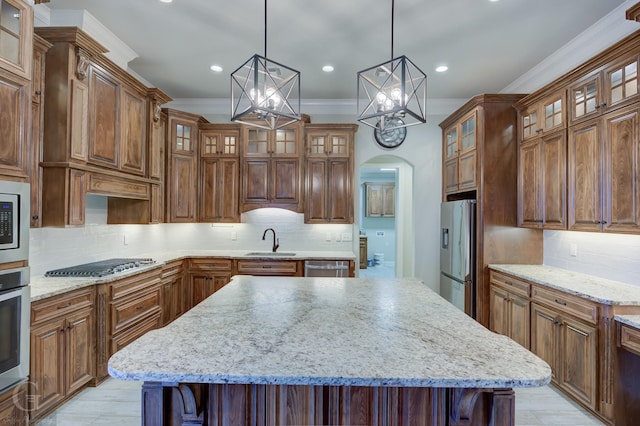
[231,0,301,130]
[357,0,427,132]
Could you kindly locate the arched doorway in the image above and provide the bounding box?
[357,156,414,278]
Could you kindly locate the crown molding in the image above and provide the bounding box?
[501,0,639,94]
[166,98,467,119]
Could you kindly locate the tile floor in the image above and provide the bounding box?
[358,262,396,278]
[36,378,604,425]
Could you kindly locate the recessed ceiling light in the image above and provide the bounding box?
[435,65,449,73]
[322,65,334,73]
[210,65,223,73]
[489,0,500,2]
[159,0,173,3]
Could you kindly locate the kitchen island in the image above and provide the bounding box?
[108,276,550,425]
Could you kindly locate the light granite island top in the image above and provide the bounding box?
[108,276,550,426]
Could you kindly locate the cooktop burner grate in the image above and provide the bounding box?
[44,258,155,277]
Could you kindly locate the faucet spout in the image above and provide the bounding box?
[262,228,279,253]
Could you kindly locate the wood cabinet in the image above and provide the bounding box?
[95,268,162,381]
[568,104,640,233]
[489,271,531,349]
[0,64,29,180]
[364,182,395,217]
[165,109,204,222]
[304,124,357,223]
[188,258,233,309]
[518,130,567,229]
[161,259,186,326]
[30,287,95,421]
[531,301,597,410]
[241,122,305,212]
[0,383,27,426]
[442,108,477,194]
[199,123,240,223]
[235,259,301,276]
[440,94,542,327]
[28,34,52,227]
[615,320,640,425]
[0,0,32,80]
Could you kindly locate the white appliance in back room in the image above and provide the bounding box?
[440,199,476,318]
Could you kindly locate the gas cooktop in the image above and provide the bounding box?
[44,258,155,278]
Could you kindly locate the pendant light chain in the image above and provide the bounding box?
[391,0,394,61]
[264,0,267,59]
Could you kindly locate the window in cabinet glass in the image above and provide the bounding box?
[522,111,538,139]
[203,134,217,155]
[310,136,325,154]
[610,61,638,104]
[247,129,268,154]
[223,135,236,154]
[574,82,597,118]
[461,117,475,150]
[330,135,347,155]
[0,0,21,64]
[446,129,457,158]
[544,99,562,129]
[175,124,191,151]
[274,129,296,154]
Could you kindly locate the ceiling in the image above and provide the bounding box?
[43,0,626,102]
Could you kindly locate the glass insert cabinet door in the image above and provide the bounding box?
[608,60,638,106]
[0,0,32,78]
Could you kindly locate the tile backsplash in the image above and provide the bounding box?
[29,208,354,276]
[544,230,640,287]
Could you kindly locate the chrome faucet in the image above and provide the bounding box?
[262,228,279,252]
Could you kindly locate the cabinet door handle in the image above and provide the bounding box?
[136,305,144,310]
[554,299,567,306]
[536,128,543,133]
[57,302,72,310]
[35,90,42,95]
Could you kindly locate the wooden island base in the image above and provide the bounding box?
[141,382,515,426]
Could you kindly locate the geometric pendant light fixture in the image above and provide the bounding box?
[231,0,301,130]
[357,0,427,133]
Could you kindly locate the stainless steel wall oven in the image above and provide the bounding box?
[0,181,29,264]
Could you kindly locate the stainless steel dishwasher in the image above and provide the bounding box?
[303,260,350,277]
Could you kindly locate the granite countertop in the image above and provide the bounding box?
[615,315,640,329]
[108,276,551,388]
[489,264,640,306]
[29,250,356,302]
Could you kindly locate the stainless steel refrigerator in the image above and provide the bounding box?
[440,199,476,318]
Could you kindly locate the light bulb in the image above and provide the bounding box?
[391,88,402,101]
[265,87,281,108]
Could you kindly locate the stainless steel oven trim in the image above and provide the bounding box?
[0,285,30,393]
[0,181,30,264]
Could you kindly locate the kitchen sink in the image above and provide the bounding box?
[244,252,296,257]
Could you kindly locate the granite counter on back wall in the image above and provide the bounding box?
[29,250,356,301]
[489,264,640,305]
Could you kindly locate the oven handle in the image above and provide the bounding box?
[0,287,25,303]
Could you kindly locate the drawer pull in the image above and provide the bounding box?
[262,266,272,269]
[554,299,567,306]
[57,302,72,310]
[136,305,144,310]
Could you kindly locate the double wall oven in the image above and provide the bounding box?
[0,181,30,393]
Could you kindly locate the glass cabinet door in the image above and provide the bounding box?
[445,128,457,160]
[0,0,31,78]
[606,58,639,107]
[273,128,297,155]
[570,75,600,122]
[460,114,476,152]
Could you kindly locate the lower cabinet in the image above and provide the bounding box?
[235,259,301,276]
[188,258,233,309]
[489,271,531,349]
[96,268,162,382]
[30,287,95,421]
[531,301,598,410]
[0,384,27,425]
[161,259,187,326]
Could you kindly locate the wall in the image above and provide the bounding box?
[360,170,397,264]
[544,230,640,287]
[29,208,353,276]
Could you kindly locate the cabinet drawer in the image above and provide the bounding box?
[531,285,597,324]
[32,287,95,326]
[620,323,640,356]
[109,269,161,300]
[111,311,161,354]
[489,271,531,298]
[189,258,233,271]
[110,289,161,334]
[161,260,184,279]
[236,260,298,275]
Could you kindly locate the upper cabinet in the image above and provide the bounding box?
[198,123,240,223]
[0,0,32,80]
[0,0,32,181]
[304,123,357,224]
[240,119,308,213]
[517,29,640,235]
[35,27,171,226]
[442,109,477,194]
